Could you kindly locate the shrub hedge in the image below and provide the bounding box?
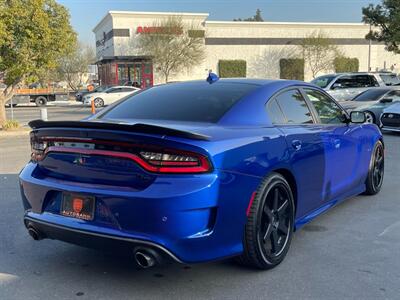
[334,57,359,73]
[279,59,305,80]
[218,60,247,78]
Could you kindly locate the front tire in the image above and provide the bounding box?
[364,141,384,195]
[364,111,375,124]
[237,173,295,269]
[93,98,104,108]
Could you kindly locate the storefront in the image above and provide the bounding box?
[93,11,399,86]
[97,57,153,88]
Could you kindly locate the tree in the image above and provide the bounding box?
[299,31,341,79]
[56,42,96,91]
[363,0,400,54]
[0,0,76,127]
[234,9,264,22]
[137,17,205,83]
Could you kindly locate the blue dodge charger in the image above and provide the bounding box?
[19,77,384,269]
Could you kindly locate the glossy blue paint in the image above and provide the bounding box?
[19,79,383,264]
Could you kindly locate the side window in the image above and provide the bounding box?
[369,75,379,87]
[267,99,286,124]
[333,76,356,88]
[109,88,121,93]
[305,89,345,124]
[334,75,378,89]
[120,88,135,92]
[274,89,314,124]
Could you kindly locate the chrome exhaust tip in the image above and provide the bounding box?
[134,250,157,268]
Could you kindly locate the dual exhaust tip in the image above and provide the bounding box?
[27,224,160,269]
[134,249,159,269]
[28,226,45,241]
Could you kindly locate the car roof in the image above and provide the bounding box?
[166,78,310,88]
[315,72,398,78]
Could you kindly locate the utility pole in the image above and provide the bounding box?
[368,24,372,72]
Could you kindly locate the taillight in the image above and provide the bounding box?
[30,139,47,162]
[29,136,212,174]
[139,150,211,173]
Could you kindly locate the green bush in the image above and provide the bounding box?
[1,120,20,131]
[334,57,359,73]
[280,59,305,80]
[218,60,247,78]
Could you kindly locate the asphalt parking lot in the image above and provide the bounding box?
[5,105,93,126]
[0,111,400,299]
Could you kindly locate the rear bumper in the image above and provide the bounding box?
[24,216,182,263]
[19,162,260,263]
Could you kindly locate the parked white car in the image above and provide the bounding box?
[83,86,140,107]
[311,72,400,101]
[380,102,400,132]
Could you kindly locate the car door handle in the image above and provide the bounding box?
[292,140,302,151]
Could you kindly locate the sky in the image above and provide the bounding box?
[58,0,381,44]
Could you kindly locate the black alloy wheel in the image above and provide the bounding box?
[237,172,295,269]
[364,141,384,195]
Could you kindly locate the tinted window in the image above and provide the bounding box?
[275,90,313,124]
[100,82,259,123]
[305,89,344,124]
[120,88,136,92]
[311,75,336,88]
[353,89,390,101]
[106,88,121,93]
[334,75,378,89]
[267,99,286,124]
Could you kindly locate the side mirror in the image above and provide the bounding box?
[380,98,393,103]
[350,111,366,123]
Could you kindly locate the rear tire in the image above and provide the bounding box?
[35,96,47,107]
[94,98,104,108]
[237,172,295,270]
[363,141,384,195]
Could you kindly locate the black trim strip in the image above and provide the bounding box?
[24,216,183,263]
[28,120,211,141]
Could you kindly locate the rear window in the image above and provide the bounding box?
[379,74,400,86]
[353,89,390,101]
[99,82,259,123]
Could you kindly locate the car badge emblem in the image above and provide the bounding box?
[72,198,84,213]
[388,114,394,118]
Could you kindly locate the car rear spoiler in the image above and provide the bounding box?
[28,120,211,141]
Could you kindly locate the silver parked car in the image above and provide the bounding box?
[381,102,400,132]
[311,72,400,101]
[339,88,400,124]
